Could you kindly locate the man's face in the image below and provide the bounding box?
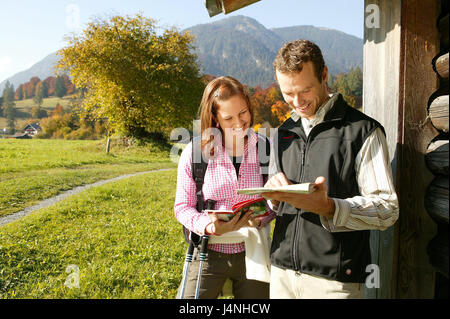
[276,61,328,120]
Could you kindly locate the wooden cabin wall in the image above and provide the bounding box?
[363,0,402,299]
[396,0,441,299]
[425,0,449,299]
[363,0,441,298]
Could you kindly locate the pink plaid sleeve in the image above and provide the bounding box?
[174,142,211,236]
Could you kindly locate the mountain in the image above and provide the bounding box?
[0,52,61,93]
[185,15,363,87]
[271,25,363,78]
[1,15,363,92]
[185,16,283,88]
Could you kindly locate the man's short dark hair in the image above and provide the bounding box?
[273,40,325,83]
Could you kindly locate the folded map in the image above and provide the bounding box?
[237,183,315,196]
[205,197,270,222]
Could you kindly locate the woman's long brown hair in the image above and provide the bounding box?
[198,76,254,153]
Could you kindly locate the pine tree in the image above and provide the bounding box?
[54,76,67,98]
[2,81,16,134]
[7,118,15,135]
[33,82,44,107]
[16,86,24,100]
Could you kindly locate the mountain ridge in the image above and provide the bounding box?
[1,15,362,92]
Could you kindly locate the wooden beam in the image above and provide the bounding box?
[205,0,261,17]
[425,175,449,224]
[429,95,449,132]
[205,0,222,17]
[426,139,449,175]
[221,0,261,14]
[435,53,449,79]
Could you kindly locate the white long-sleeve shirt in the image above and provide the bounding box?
[269,94,399,232]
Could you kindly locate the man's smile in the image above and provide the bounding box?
[295,102,312,112]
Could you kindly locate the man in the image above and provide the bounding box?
[262,40,399,299]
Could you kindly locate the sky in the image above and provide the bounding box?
[0,0,364,83]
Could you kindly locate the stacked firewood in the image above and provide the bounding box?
[425,0,449,299]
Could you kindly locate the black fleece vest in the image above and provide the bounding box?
[271,94,384,283]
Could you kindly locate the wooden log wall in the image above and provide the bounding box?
[396,0,441,298]
[425,0,449,299]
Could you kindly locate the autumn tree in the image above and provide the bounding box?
[331,67,363,109]
[44,76,56,96]
[56,14,205,142]
[15,85,24,100]
[271,101,290,126]
[53,103,64,117]
[250,84,288,127]
[251,86,272,125]
[23,77,41,99]
[30,106,48,119]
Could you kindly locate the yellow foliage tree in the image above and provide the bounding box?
[271,101,291,124]
[56,14,205,141]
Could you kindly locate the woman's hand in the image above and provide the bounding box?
[205,209,253,236]
[246,214,263,228]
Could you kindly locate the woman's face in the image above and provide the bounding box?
[215,95,251,141]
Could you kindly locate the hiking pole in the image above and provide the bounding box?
[179,233,196,299]
[194,235,209,299]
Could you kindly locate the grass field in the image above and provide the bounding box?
[14,96,74,110]
[0,169,184,298]
[0,138,178,217]
[0,95,74,130]
[0,138,186,298]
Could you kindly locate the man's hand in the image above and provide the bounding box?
[262,175,335,218]
[263,172,292,208]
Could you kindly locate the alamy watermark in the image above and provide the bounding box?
[365,4,380,29]
[365,264,380,288]
[66,4,81,31]
[64,264,80,289]
[169,120,273,165]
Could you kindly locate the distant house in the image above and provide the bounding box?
[0,128,9,135]
[23,123,42,136]
[8,132,31,139]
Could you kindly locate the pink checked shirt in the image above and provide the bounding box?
[174,129,275,254]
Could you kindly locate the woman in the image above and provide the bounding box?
[174,76,275,299]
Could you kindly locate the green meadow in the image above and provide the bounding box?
[0,170,184,298]
[0,138,186,298]
[0,138,178,217]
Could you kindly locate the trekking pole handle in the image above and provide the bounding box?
[185,240,195,263]
[199,235,209,261]
[194,235,209,299]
